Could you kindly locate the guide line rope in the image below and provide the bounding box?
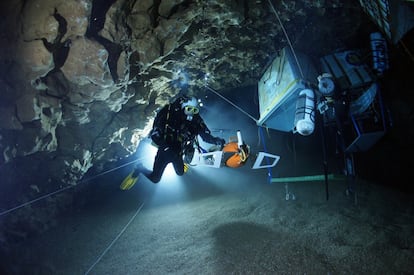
[84,200,146,275]
[0,158,143,217]
[266,0,305,79]
[204,84,258,123]
[203,2,305,127]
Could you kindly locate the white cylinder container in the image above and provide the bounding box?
[236,130,243,148]
[294,89,315,136]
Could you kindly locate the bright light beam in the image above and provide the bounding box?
[135,139,187,202]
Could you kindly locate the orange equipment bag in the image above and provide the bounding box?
[222,142,249,168]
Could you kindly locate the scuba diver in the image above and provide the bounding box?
[120,96,226,190]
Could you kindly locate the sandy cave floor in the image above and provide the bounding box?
[6,165,414,275]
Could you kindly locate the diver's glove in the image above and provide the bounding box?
[214,137,226,147]
[151,127,161,139]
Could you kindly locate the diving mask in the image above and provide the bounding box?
[184,105,199,115]
[181,97,199,120]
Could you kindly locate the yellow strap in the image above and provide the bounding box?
[239,148,249,162]
[163,104,171,141]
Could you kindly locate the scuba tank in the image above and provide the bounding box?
[294,89,315,136]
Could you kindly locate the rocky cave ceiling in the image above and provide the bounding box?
[0,0,378,207]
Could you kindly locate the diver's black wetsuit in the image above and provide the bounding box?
[140,98,224,183]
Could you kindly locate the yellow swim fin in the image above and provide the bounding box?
[120,171,139,190]
[184,163,190,173]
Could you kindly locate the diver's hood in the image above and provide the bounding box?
[181,97,198,109]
